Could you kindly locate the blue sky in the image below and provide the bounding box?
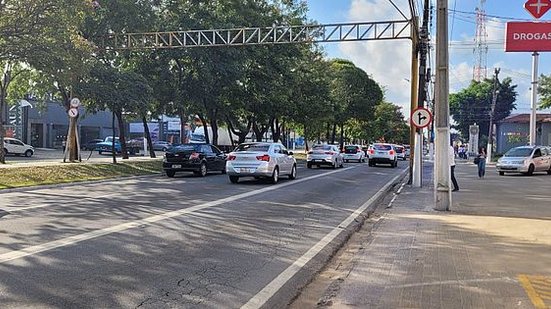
[304,0,551,116]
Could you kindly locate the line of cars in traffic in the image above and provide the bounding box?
[160,141,409,184]
[306,143,408,169]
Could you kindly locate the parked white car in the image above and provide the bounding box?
[307,144,344,168]
[496,146,551,176]
[226,142,297,184]
[3,137,34,157]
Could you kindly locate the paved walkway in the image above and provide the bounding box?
[325,161,551,308]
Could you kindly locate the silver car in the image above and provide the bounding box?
[496,146,551,176]
[307,144,344,168]
[226,142,297,184]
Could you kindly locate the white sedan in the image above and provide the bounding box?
[226,142,297,184]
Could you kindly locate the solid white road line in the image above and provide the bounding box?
[241,172,404,309]
[0,167,356,264]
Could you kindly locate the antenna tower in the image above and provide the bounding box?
[473,0,488,81]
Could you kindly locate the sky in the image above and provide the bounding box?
[304,0,551,117]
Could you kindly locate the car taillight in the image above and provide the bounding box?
[227,155,236,161]
[256,154,270,161]
[369,150,375,154]
[325,151,335,155]
[389,150,395,155]
[190,152,200,159]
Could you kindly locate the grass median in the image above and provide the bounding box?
[0,160,162,190]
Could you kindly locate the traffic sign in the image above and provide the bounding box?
[68,108,79,118]
[70,98,80,108]
[524,0,551,19]
[411,107,432,129]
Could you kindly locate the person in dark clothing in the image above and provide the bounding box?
[449,145,459,192]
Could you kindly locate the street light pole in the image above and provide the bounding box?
[487,68,500,164]
[434,0,451,211]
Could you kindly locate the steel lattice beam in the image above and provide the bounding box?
[98,20,412,50]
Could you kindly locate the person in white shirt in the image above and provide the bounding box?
[449,145,459,191]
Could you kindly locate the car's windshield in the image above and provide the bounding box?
[235,144,270,152]
[191,134,206,142]
[313,145,332,151]
[171,144,201,152]
[374,144,392,150]
[504,148,533,157]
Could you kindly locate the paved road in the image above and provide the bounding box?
[0,161,406,308]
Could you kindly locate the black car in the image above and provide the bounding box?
[82,139,104,151]
[163,143,226,177]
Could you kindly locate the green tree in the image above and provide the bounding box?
[450,77,517,140]
[368,101,409,144]
[537,74,551,109]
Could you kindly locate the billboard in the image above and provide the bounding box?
[505,22,551,52]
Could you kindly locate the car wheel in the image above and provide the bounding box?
[98,151,102,155]
[24,150,33,157]
[499,171,505,176]
[166,170,176,178]
[527,164,535,176]
[307,162,312,169]
[547,168,551,175]
[288,164,297,179]
[229,176,239,183]
[195,163,207,177]
[270,167,279,184]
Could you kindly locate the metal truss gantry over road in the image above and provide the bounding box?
[98,20,413,50]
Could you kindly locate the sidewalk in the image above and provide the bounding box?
[324,161,551,308]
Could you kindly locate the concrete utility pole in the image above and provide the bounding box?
[487,68,500,164]
[530,52,539,146]
[434,0,451,211]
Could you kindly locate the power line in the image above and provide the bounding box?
[449,9,534,22]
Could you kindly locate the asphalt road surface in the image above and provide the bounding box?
[0,161,406,308]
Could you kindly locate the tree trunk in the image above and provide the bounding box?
[226,116,251,144]
[111,111,117,164]
[116,110,129,160]
[331,123,337,144]
[304,124,309,152]
[210,108,219,146]
[0,65,12,164]
[66,115,79,162]
[142,115,155,158]
[198,113,210,144]
[339,123,345,150]
[325,123,331,142]
[252,120,265,142]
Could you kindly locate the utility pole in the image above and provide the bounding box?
[408,16,419,186]
[413,0,431,187]
[434,0,451,211]
[487,68,500,164]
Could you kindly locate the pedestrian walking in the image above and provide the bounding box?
[476,147,486,178]
[449,144,459,192]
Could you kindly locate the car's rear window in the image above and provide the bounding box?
[396,147,404,153]
[235,144,270,152]
[504,148,533,157]
[313,145,332,151]
[345,146,358,153]
[374,144,392,150]
[172,144,201,152]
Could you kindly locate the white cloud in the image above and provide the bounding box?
[337,0,413,115]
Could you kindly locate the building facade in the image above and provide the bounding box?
[496,113,551,154]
